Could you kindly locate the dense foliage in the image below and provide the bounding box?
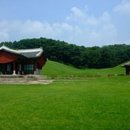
[1,37,130,68]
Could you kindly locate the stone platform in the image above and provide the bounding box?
[0,75,53,84]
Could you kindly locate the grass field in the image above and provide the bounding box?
[0,77,130,129]
[0,60,130,130]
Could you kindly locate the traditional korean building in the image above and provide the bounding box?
[0,45,46,75]
[122,61,130,75]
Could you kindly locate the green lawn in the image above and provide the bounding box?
[0,60,129,129]
[43,60,125,78]
[0,76,130,129]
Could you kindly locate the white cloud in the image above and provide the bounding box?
[66,7,117,46]
[71,7,86,19]
[114,0,130,15]
[0,7,118,46]
[21,20,54,37]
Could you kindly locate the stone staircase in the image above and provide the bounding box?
[0,75,53,84]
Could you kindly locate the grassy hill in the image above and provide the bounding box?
[43,60,125,78]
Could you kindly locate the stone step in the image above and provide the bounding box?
[0,75,51,84]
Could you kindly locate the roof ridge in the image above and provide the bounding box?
[0,45,44,57]
[0,45,19,54]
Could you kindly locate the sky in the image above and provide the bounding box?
[0,0,130,46]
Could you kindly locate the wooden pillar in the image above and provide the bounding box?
[21,64,24,75]
[18,64,21,74]
[126,67,129,75]
[13,62,16,75]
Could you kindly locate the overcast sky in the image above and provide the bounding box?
[0,0,129,46]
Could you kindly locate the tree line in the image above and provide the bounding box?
[1,37,130,68]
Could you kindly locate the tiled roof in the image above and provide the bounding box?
[122,61,130,67]
[18,48,43,58]
[0,45,43,58]
[0,45,19,54]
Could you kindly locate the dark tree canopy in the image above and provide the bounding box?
[1,37,130,68]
